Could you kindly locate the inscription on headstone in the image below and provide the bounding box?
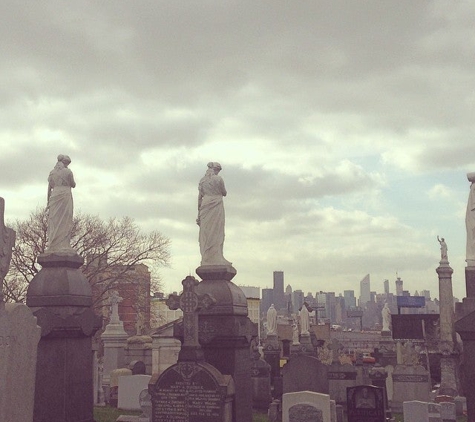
[150,361,233,422]
[289,404,323,422]
[347,385,385,422]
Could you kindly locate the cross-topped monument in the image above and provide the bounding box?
[167,275,216,361]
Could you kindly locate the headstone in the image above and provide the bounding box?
[138,388,152,422]
[403,400,441,422]
[268,399,281,422]
[0,301,41,422]
[282,354,329,394]
[118,374,152,411]
[391,364,430,412]
[328,363,357,404]
[454,396,466,416]
[130,360,146,375]
[149,361,234,422]
[346,385,385,422]
[109,368,132,407]
[251,357,272,410]
[282,390,331,422]
[440,401,456,421]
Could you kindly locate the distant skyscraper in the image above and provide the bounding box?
[261,288,274,315]
[395,276,403,296]
[273,271,285,310]
[292,290,304,314]
[359,274,371,308]
[343,290,356,309]
[384,279,389,295]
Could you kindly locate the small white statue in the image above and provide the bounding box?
[197,162,231,266]
[300,303,310,335]
[109,290,123,324]
[382,303,391,332]
[437,236,448,261]
[292,323,300,345]
[46,154,76,254]
[266,304,277,335]
[466,172,475,266]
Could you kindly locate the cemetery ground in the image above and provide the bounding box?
[92,407,468,422]
[93,407,271,422]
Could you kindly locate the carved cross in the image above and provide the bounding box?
[166,276,215,350]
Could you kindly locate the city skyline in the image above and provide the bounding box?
[1,2,474,300]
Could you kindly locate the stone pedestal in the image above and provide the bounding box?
[194,265,253,422]
[102,315,128,398]
[264,333,281,381]
[26,253,102,422]
[436,262,459,397]
[125,335,153,375]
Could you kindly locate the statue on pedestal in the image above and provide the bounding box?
[109,290,123,324]
[438,236,448,262]
[197,162,231,266]
[300,303,310,335]
[466,172,475,266]
[381,303,391,332]
[46,154,76,254]
[266,304,277,336]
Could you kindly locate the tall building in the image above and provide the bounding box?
[359,274,371,308]
[273,270,285,310]
[395,276,403,296]
[261,288,274,315]
[292,290,304,314]
[343,290,356,309]
[384,279,390,295]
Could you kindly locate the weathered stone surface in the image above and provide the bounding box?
[283,354,329,395]
[118,374,152,411]
[0,302,41,422]
[149,361,234,422]
[282,391,331,422]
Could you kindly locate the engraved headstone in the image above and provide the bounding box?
[391,365,430,412]
[346,385,385,422]
[282,391,331,422]
[0,301,41,422]
[403,400,441,422]
[149,361,234,422]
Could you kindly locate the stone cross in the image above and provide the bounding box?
[166,276,215,358]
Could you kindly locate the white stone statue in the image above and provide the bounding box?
[46,154,76,254]
[466,172,475,266]
[292,322,300,345]
[0,197,15,288]
[197,162,231,266]
[109,290,123,324]
[300,303,310,335]
[266,304,277,336]
[437,236,448,261]
[382,302,391,331]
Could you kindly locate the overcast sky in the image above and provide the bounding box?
[1,1,474,300]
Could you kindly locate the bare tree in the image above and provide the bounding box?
[4,207,171,310]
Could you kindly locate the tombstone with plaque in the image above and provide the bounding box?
[346,385,385,422]
[149,276,234,422]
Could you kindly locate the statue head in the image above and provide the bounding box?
[468,172,475,183]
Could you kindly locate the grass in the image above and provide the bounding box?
[94,406,141,422]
